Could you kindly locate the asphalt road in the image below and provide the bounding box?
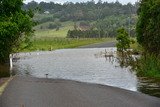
[0,42,160,107]
[79,41,116,48]
[0,76,160,107]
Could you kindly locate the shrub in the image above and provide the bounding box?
[116,28,132,52]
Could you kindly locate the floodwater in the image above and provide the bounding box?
[8,48,160,97]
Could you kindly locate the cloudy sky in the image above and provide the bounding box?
[24,0,137,4]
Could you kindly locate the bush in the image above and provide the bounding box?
[116,28,132,52]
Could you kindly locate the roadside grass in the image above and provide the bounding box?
[23,37,115,52]
[137,54,160,79]
[129,40,160,79]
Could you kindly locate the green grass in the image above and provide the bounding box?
[23,38,115,52]
[129,40,160,79]
[34,21,74,38]
[137,54,160,79]
[28,21,115,52]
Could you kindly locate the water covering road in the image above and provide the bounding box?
[12,48,138,91]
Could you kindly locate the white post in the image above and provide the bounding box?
[9,54,13,71]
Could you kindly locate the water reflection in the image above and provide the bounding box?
[138,78,160,98]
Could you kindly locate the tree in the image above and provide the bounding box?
[0,0,34,63]
[136,0,160,55]
[116,28,131,52]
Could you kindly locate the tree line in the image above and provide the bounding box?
[23,0,139,22]
[23,1,138,38]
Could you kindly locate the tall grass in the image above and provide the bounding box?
[120,40,160,79]
[137,54,160,78]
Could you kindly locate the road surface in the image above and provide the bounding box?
[0,76,160,107]
[79,41,116,48]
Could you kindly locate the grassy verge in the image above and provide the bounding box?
[137,54,160,79]
[129,41,160,79]
[23,38,115,52]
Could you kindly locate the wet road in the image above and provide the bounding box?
[0,76,160,107]
[78,41,116,48]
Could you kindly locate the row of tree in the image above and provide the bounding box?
[23,0,139,22]
[67,29,105,38]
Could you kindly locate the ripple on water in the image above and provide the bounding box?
[12,48,160,97]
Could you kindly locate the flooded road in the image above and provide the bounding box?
[9,48,160,97]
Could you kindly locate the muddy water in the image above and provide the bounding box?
[10,48,160,97]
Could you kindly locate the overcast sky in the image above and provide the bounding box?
[24,0,137,4]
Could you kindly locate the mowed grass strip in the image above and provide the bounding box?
[24,38,115,51]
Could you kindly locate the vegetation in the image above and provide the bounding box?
[115,0,160,79]
[137,54,160,78]
[136,0,160,55]
[23,1,138,21]
[67,29,105,38]
[135,0,160,79]
[116,28,133,52]
[24,1,138,38]
[0,0,34,63]
[23,38,114,51]
[34,21,74,38]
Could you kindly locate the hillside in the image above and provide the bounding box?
[24,1,138,38]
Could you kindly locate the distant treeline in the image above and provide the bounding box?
[24,1,138,37]
[23,1,139,22]
[67,29,106,38]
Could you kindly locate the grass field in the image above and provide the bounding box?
[34,21,74,38]
[24,38,115,51]
[23,20,115,52]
